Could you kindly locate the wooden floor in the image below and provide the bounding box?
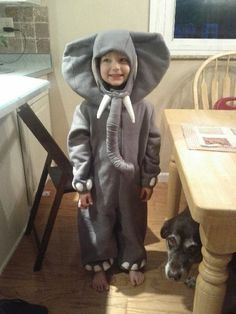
[0,182,196,314]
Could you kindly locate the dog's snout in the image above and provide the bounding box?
[165,262,185,282]
[173,273,181,281]
[166,268,182,281]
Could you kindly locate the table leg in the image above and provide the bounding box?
[167,154,182,218]
[193,246,232,314]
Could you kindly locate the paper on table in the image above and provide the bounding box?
[181,124,236,152]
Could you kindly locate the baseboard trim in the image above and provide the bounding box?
[158,172,169,183]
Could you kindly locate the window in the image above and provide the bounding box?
[149,0,236,56]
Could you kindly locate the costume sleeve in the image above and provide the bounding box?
[141,105,161,188]
[67,102,93,193]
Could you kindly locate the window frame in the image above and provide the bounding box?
[149,0,236,56]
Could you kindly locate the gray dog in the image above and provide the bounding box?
[160,207,202,287]
[160,208,236,314]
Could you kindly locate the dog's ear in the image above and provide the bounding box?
[160,219,172,239]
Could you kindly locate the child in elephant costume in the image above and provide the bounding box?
[62,29,170,291]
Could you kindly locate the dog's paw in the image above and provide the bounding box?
[184,276,196,288]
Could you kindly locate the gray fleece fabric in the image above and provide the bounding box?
[62,30,170,271]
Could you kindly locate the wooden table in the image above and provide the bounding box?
[164,109,236,314]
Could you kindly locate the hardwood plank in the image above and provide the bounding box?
[0,182,195,314]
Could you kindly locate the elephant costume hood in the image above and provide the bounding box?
[62,29,169,106]
[62,30,170,174]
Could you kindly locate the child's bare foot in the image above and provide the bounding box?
[129,270,145,286]
[92,270,109,292]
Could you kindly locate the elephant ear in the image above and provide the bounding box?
[62,33,103,105]
[130,32,170,103]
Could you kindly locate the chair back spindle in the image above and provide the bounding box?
[193,51,236,109]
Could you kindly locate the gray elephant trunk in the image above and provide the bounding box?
[106,98,135,174]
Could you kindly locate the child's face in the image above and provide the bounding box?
[100,51,130,87]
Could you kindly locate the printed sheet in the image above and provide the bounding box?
[182,124,236,152]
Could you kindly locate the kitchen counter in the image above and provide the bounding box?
[0,74,49,119]
[0,53,51,118]
[0,54,52,77]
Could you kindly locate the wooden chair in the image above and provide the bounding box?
[167,51,236,218]
[17,103,74,271]
[193,51,236,109]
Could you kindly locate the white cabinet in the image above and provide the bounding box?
[19,88,51,205]
[0,112,29,272]
[0,74,50,272]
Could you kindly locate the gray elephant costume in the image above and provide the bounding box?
[62,30,170,272]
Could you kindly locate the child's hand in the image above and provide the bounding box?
[140,187,153,202]
[78,192,93,208]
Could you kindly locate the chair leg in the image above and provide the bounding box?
[167,154,182,219]
[180,189,188,212]
[25,155,51,235]
[33,175,68,271]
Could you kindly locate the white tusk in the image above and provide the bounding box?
[97,94,111,119]
[123,95,135,123]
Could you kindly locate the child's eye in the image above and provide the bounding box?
[120,58,129,64]
[101,58,110,63]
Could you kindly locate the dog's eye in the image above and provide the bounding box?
[186,244,198,253]
[167,236,178,248]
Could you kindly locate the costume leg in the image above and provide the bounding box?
[116,175,147,271]
[77,174,119,271]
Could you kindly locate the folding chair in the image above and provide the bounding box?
[17,103,74,271]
